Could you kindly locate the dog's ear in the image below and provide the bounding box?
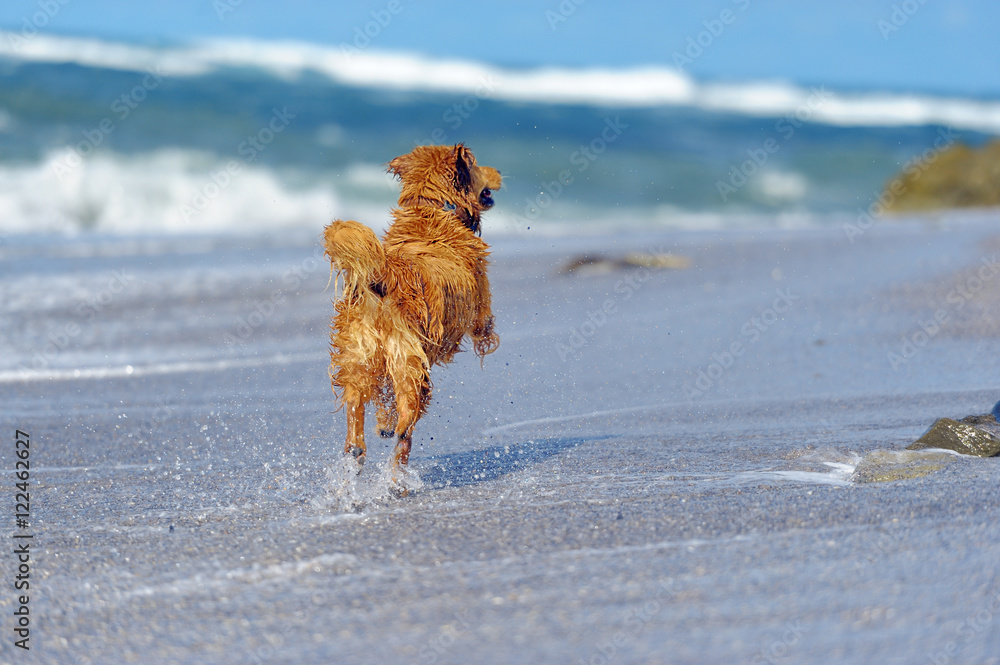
[387,154,409,180]
[453,144,473,194]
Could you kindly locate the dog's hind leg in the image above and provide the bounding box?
[330,300,380,469]
[344,391,367,466]
[333,357,378,468]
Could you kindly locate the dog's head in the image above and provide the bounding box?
[388,144,501,235]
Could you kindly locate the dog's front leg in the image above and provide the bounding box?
[391,390,419,468]
[388,394,418,497]
[392,431,412,468]
[471,265,500,358]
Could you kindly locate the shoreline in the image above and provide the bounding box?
[2,209,999,664]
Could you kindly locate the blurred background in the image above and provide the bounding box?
[1,0,998,237]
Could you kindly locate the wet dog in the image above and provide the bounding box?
[323,144,501,473]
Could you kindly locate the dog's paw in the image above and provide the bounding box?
[375,407,398,438]
[347,446,366,473]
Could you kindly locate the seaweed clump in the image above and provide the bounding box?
[884,139,1000,212]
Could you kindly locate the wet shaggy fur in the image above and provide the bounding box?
[323,145,502,470]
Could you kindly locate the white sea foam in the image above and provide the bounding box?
[731,468,854,487]
[0,148,340,234]
[0,352,324,383]
[0,147,820,236]
[753,170,809,202]
[2,32,1000,133]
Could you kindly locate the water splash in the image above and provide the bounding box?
[314,456,424,513]
[781,447,963,485]
[849,448,960,483]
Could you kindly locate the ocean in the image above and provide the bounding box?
[5,32,1000,665]
[2,31,1000,237]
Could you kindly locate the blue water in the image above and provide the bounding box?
[1,33,998,235]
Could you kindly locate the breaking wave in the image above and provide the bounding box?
[3,32,1000,133]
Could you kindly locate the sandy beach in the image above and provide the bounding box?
[2,211,1000,664]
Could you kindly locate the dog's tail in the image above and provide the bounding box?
[323,220,386,296]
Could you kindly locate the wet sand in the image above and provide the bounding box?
[1,211,999,664]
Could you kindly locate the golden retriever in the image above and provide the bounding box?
[323,144,502,475]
